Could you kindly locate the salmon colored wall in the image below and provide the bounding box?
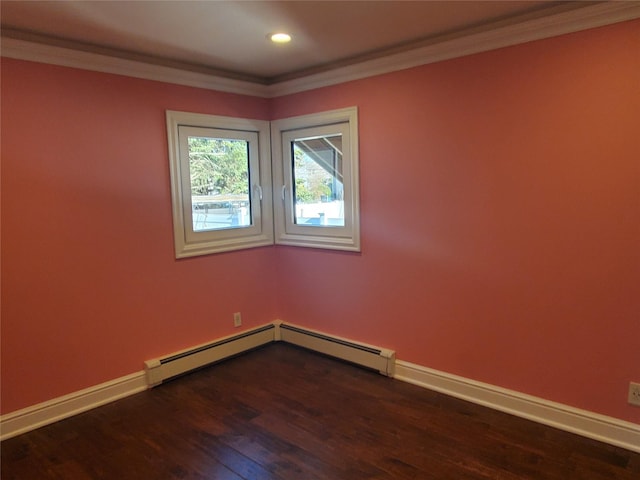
[2,20,638,424]
[271,20,640,423]
[1,59,278,414]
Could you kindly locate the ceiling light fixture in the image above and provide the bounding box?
[270,32,292,44]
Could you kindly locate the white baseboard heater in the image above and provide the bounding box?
[144,320,395,387]
[144,324,276,386]
[276,321,395,377]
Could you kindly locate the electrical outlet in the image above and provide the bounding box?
[629,382,640,406]
[233,312,242,328]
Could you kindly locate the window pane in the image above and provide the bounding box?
[291,134,344,227]
[188,136,251,231]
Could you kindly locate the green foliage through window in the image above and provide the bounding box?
[188,137,249,196]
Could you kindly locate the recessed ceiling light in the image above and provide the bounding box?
[270,32,292,44]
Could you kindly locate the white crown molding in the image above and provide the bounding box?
[395,360,640,454]
[0,37,271,98]
[2,3,638,98]
[269,2,640,96]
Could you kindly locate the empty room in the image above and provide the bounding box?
[1,1,639,478]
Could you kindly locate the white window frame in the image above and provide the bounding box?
[166,110,273,258]
[271,107,360,251]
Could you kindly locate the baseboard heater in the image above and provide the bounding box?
[144,324,276,387]
[144,321,395,387]
[276,321,395,377]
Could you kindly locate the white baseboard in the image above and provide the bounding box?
[0,371,147,441]
[1,323,276,441]
[2,321,392,440]
[4,326,638,455]
[395,360,640,453]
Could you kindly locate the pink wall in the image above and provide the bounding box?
[2,19,638,424]
[271,20,640,423]
[1,60,279,414]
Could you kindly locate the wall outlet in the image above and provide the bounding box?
[233,312,242,328]
[629,382,640,406]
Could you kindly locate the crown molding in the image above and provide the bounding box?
[269,2,640,97]
[0,36,271,98]
[2,2,639,99]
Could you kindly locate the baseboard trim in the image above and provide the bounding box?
[0,371,147,441]
[4,327,638,454]
[395,360,640,453]
[2,321,394,440]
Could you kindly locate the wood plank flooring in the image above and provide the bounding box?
[2,343,639,479]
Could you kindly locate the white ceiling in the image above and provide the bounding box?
[2,1,639,96]
[1,1,592,84]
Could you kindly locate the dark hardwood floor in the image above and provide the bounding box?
[2,343,639,479]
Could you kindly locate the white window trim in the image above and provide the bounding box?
[271,107,360,251]
[166,110,273,258]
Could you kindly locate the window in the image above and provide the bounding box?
[272,107,360,251]
[167,107,359,258]
[166,111,272,258]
